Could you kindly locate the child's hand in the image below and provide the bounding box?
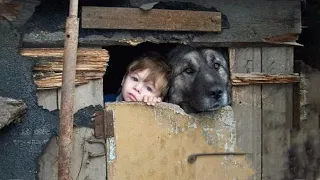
[143,96,162,106]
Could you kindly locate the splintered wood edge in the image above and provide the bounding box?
[19,48,108,90]
[19,48,109,59]
[231,73,300,85]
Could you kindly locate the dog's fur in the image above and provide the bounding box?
[166,45,231,113]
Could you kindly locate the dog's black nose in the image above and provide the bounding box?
[210,87,223,100]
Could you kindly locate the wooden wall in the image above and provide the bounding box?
[230,47,294,180]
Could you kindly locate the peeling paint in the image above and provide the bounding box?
[105,103,254,179]
[119,38,144,46]
[108,137,116,162]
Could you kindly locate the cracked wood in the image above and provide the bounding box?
[20,48,109,89]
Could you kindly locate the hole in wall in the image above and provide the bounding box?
[103,42,177,96]
[102,42,231,108]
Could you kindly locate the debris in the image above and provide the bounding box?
[0,96,27,129]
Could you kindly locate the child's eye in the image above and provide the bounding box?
[131,76,138,82]
[146,86,153,92]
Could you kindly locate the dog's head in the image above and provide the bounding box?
[166,45,231,113]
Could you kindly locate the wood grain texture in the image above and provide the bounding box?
[20,48,109,89]
[231,73,299,86]
[81,6,221,32]
[229,47,262,180]
[261,47,293,180]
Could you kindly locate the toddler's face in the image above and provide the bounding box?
[121,69,161,102]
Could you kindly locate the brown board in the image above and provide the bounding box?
[81,6,221,32]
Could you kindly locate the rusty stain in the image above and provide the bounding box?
[263,33,298,43]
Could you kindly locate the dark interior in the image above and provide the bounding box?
[103,42,177,95]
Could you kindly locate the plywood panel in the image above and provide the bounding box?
[261,47,293,180]
[229,48,262,180]
[105,103,254,180]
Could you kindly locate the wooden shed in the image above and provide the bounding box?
[15,0,302,179]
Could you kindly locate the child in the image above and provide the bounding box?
[104,52,171,106]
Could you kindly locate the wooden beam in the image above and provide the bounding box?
[261,47,293,180]
[231,73,299,86]
[81,6,221,32]
[229,48,262,180]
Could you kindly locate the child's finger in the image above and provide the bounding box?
[149,97,156,106]
[143,96,148,103]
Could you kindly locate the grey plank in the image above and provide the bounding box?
[261,47,293,180]
[229,47,262,180]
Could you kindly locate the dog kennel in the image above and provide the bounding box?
[2,0,302,179]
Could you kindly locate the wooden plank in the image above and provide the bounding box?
[229,48,262,180]
[81,6,221,32]
[231,73,299,86]
[20,48,109,58]
[37,79,104,112]
[261,47,293,180]
[20,48,108,90]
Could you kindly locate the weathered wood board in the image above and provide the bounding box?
[229,47,262,180]
[38,127,107,180]
[37,79,103,112]
[261,47,293,180]
[82,7,221,32]
[105,102,254,180]
[20,48,109,89]
[231,73,299,86]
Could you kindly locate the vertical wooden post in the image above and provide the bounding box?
[58,0,79,179]
[229,48,262,180]
[261,47,293,180]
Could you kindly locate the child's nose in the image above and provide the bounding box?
[134,83,143,93]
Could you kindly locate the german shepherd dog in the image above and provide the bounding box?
[166,45,231,113]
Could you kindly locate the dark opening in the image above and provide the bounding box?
[103,42,177,96]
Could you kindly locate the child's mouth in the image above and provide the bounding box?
[128,93,137,101]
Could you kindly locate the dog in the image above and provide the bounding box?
[166,45,231,113]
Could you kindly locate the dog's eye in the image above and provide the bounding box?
[184,68,195,74]
[214,62,221,70]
